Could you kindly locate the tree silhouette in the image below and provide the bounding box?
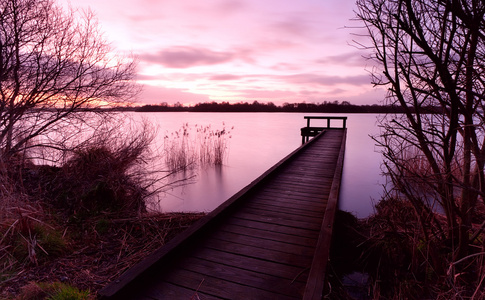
[357,0,485,277]
[0,0,137,160]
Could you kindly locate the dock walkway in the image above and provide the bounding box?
[99,127,347,300]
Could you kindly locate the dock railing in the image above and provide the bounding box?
[301,116,347,144]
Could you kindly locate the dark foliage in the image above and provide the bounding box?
[133,101,422,113]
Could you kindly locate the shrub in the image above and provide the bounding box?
[44,124,160,218]
[57,145,147,216]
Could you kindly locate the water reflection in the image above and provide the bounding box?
[339,114,383,217]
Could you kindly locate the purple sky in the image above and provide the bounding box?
[61,0,385,106]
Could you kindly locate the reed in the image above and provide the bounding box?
[163,123,232,172]
[162,123,197,172]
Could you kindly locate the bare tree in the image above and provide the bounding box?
[356,0,485,269]
[0,0,137,160]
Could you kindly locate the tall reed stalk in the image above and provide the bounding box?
[163,123,232,172]
[163,123,196,172]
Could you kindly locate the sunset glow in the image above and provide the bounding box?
[61,0,385,105]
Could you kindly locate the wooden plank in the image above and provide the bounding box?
[189,246,310,282]
[271,173,334,182]
[270,167,334,175]
[200,238,313,268]
[246,195,325,209]
[276,170,336,178]
[256,189,328,202]
[263,178,332,189]
[209,230,315,256]
[244,201,324,218]
[255,186,327,198]
[232,210,323,231]
[141,281,220,300]
[228,216,319,239]
[237,206,323,225]
[254,190,329,203]
[176,256,306,297]
[156,268,300,300]
[218,223,317,247]
[281,161,337,169]
[264,179,332,192]
[262,186,329,198]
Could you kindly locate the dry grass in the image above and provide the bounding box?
[0,160,50,284]
[1,211,205,299]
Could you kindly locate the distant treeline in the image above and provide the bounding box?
[129,101,439,114]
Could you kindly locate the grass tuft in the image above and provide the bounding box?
[18,281,92,300]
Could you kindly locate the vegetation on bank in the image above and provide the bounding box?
[329,196,485,299]
[131,100,431,113]
[0,134,206,299]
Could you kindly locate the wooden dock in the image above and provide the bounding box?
[99,121,347,300]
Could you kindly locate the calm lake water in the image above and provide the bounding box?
[139,112,383,218]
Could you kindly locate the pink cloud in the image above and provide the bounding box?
[284,73,370,86]
[138,84,210,104]
[229,88,300,100]
[209,74,242,81]
[271,63,303,71]
[139,46,235,68]
[271,18,311,37]
[316,52,369,67]
[215,0,246,14]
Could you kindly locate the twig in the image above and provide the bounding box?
[447,252,485,276]
[117,230,129,263]
[472,272,485,299]
[190,278,204,300]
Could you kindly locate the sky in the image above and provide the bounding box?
[60,0,386,106]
